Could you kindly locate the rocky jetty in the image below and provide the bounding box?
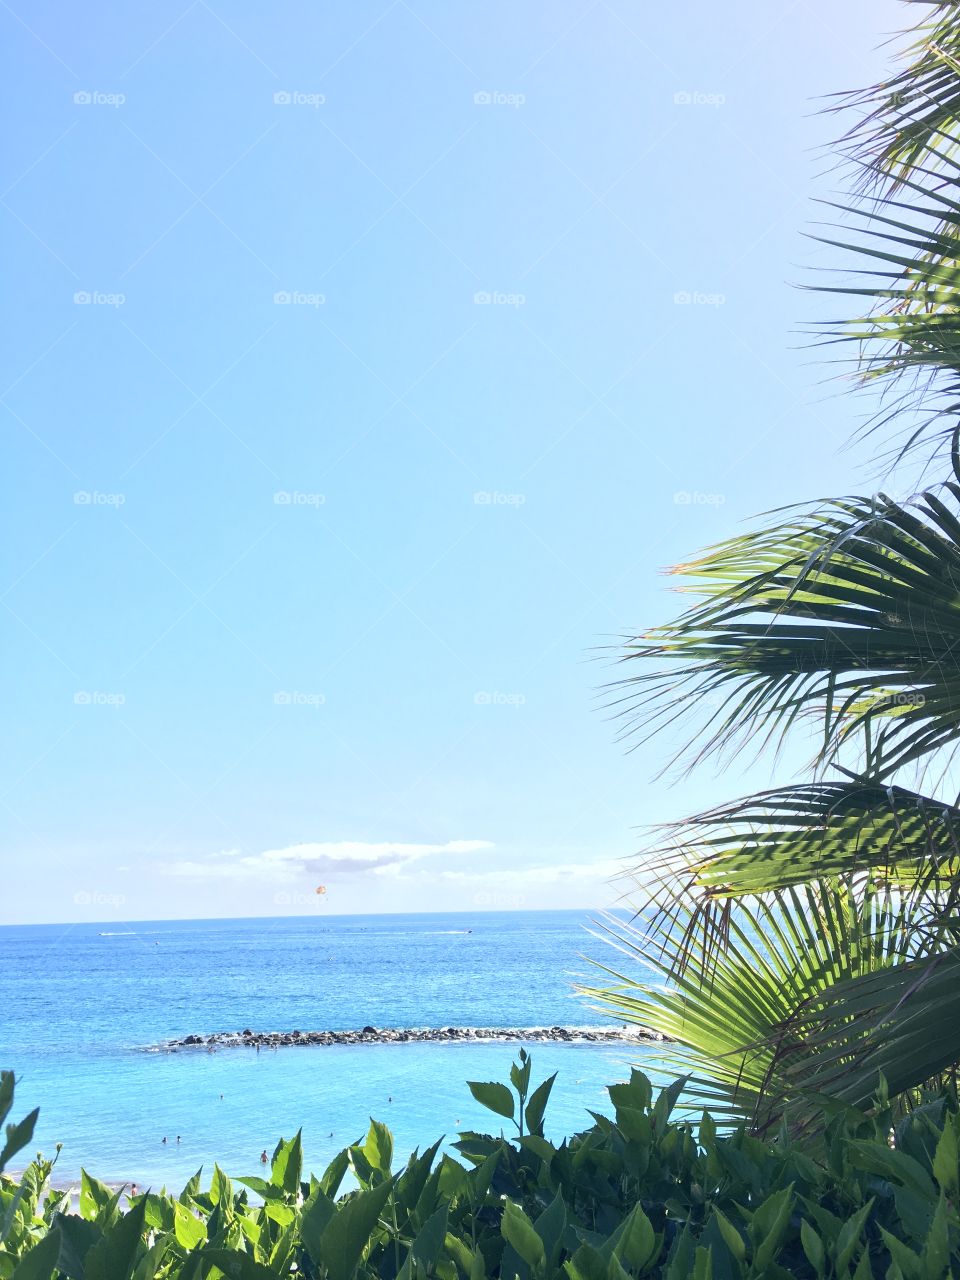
[158,1025,659,1052]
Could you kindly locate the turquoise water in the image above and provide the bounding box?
[3,911,659,1187]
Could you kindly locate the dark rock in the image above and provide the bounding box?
[159,1022,659,1052]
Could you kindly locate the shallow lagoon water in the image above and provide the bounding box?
[3,911,660,1184]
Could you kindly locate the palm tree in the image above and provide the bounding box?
[588,3,960,1125]
[582,880,936,1132]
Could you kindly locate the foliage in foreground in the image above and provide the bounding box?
[3,1057,960,1280]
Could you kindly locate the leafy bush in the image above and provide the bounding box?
[2,1054,959,1278]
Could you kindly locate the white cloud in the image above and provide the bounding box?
[161,839,493,882]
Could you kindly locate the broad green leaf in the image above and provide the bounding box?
[362,1119,393,1177]
[198,1249,277,1279]
[924,1193,951,1280]
[470,1147,502,1201]
[179,1168,203,1205]
[319,1149,351,1199]
[80,1171,116,1223]
[879,1227,923,1280]
[466,1081,514,1121]
[565,1243,606,1280]
[614,1203,657,1271]
[750,1183,794,1271]
[501,1200,545,1269]
[1,1109,39,1172]
[800,1220,825,1277]
[85,1197,147,1280]
[314,1174,395,1280]
[606,1255,631,1280]
[300,1187,336,1263]
[510,1056,531,1100]
[50,1212,99,1280]
[399,1204,449,1279]
[932,1118,958,1196]
[712,1209,746,1265]
[270,1129,303,1195]
[210,1164,232,1208]
[174,1202,206,1249]
[534,1189,567,1265]
[835,1200,874,1276]
[12,1228,62,1280]
[524,1073,557,1137]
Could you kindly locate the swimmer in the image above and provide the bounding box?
[260,1150,268,1164]
[162,1136,167,1144]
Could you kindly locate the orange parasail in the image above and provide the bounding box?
[315,885,327,895]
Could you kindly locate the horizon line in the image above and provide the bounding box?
[0,904,628,929]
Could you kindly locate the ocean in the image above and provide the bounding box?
[2,910,661,1189]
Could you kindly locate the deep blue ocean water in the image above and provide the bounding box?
[2,910,660,1188]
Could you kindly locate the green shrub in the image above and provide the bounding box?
[1,1053,958,1278]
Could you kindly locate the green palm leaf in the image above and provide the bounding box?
[813,5,960,459]
[581,881,922,1131]
[778,944,960,1108]
[614,485,960,779]
[643,780,960,937]
[840,4,960,190]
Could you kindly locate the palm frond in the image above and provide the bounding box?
[778,943,960,1109]
[839,4,960,189]
[613,485,960,780]
[642,780,960,963]
[581,880,922,1131]
[811,6,960,460]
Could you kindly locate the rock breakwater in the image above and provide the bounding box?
[156,1025,658,1052]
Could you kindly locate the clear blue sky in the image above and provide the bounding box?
[2,0,907,923]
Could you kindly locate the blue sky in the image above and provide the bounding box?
[2,0,908,923]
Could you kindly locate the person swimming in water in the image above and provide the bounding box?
[260,1150,268,1164]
